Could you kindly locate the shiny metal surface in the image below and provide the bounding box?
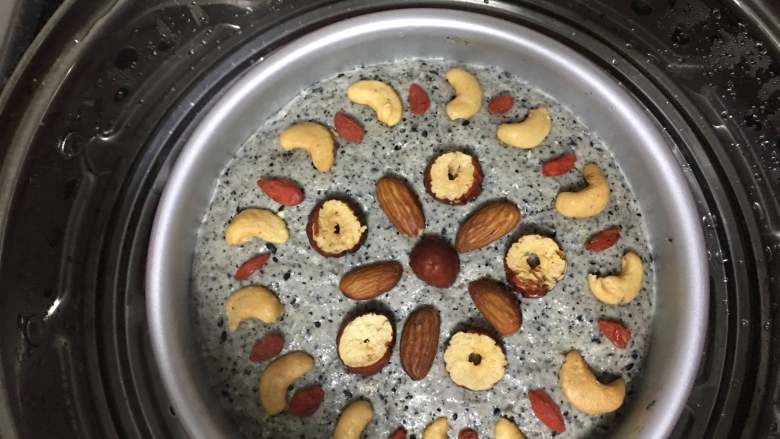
[147,9,708,438]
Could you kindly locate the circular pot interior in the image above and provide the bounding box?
[147,9,708,439]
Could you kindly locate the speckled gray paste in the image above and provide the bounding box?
[191,60,655,438]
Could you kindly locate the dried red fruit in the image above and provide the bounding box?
[257,178,304,206]
[287,385,325,417]
[249,334,284,363]
[234,253,271,280]
[409,236,460,288]
[584,227,621,252]
[542,154,577,177]
[458,428,479,439]
[487,95,513,114]
[598,319,631,349]
[528,390,566,433]
[388,427,407,439]
[408,83,430,115]
[334,112,364,143]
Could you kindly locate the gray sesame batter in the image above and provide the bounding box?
[191,60,655,438]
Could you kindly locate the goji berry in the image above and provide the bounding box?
[257,178,304,206]
[234,253,271,280]
[487,94,513,114]
[408,83,430,115]
[542,154,576,177]
[458,428,479,439]
[598,319,631,349]
[528,390,566,433]
[249,334,284,363]
[334,112,364,143]
[584,227,621,252]
[388,427,407,439]
[287,385,325,417]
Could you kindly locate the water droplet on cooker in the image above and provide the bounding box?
[752,202,764,220]
[114,86,130,102]
[58,132,85,158]
[740,318,749,327]
[744,112,763,131]
[19,314,44,346]
[671,27,690,45]
[763,321,772,331]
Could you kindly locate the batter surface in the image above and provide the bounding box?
[191,59,655,438]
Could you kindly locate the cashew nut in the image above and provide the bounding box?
[258,351,314,415]
[496,107,551,149]
[347,80,402,127]
[587,251,644,305]
[495,417,525,439]
[559,351,625,415]
[225,208,289,245]
[333,399,374,439]
[422,417,449,439]
[554,164,609,218]
[446,68,482,120]
[279,122,335,172]
[225,286,283,332]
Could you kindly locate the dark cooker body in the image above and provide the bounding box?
[0,1,777,438]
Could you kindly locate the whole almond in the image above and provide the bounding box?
[399,306,440,380]
[339,261,403,300]
[376,177,425,238]
[455,201,520,252]
[468,278,522,336]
